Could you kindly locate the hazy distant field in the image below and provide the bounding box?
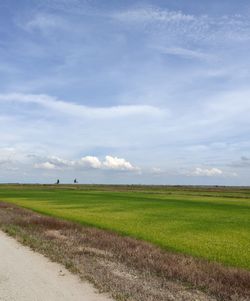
[0,184,249,270]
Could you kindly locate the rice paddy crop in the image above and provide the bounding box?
[0,184,249,269]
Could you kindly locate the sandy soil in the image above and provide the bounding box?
[0,231,113,301]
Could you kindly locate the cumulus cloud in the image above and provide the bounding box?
[103,155,138,171]
[188,167,223,177]
[33,154,138,172]
[78,156,102,169]
[33,155,73,170]
[48,156,73,167]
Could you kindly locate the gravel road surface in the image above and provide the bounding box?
[0,231,113,301]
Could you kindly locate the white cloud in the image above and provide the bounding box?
[48,156,73,167]
[32,154,138,172]
[103,155,138,171]
[24,14,65,32]
[206,90,250,122]
[113,7,194,23]
[78,156,102,169]
[113,6,250,45]
[156,46,212,60]
[189,167,223,177]
[0,147,29,166]
[0,93,164,119]
[34,162,56,170]
[0,147,15,159]
[33,155,73,169]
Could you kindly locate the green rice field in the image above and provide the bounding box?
[0,184,249,270]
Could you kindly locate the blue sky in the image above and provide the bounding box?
[1,0,250,184]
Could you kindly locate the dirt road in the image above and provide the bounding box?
[0,231,113,301]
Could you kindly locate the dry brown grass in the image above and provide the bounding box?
[0,202,249,301]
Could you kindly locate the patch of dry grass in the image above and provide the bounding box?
[0,202,249,301]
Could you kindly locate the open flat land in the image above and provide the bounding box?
[0,184,249,270]
[0,185,250,301]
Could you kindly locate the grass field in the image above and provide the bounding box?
[0,184,249,270]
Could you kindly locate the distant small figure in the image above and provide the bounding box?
[74,178,78,184]
[56,179,60,185]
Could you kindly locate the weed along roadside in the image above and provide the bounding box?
[0,230,113,301]
[0,200,250,301]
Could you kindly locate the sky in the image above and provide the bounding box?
[0,0,250,185]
